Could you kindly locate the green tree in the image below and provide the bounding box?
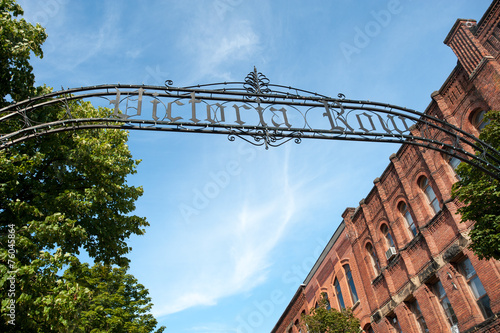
[0,101,147,267]
[301,296,360,333]
[453,110,500,260]
[0,1,165,331]
[63,262,165,333]
[0,0,47,107]
[0,101,166,332]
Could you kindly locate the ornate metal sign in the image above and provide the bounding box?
[1,68,499,179]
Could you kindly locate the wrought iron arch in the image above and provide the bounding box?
[1,68,499,180]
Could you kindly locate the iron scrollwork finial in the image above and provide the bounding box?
[243,67,271,99]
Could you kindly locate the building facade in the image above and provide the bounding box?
[272,1,500,332]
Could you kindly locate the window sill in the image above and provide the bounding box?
[400,232,424,252]
[371,273,385,286]
[351,300,360,311]
[421,208,445,230]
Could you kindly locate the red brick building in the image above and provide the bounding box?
[271,1,500,332]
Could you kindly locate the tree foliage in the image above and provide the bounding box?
[301,296,360,333]
[0,102,166,332]
[0,1,165,331]
[63,262,165,333]
[0,101,147,267]
[0,0,47,107]
[453,111,500,260]
[453,110,500,261]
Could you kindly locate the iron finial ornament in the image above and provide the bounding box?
[243,67,271,98]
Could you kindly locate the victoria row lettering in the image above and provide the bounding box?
[109,88,413,135]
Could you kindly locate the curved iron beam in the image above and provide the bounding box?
[0,115,498,180]
[1,73,499,180]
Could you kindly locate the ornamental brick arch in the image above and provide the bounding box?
[1,67,499,180]
[462,101,490,133]
[377,220,396,249]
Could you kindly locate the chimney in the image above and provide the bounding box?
[444,19,491,76]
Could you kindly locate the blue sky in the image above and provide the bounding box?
[18,1,492,332]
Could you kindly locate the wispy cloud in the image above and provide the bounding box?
[48,3,123,71]
[177,4,260,82]
[126,138,376,321]
[144,147,311,317]
[20,1,126,75]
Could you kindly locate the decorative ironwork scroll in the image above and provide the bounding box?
[1,68,499,180]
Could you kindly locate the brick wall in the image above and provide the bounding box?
[272,2,500,332]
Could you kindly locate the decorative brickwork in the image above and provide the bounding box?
[304,284,318,304]
[271,2,500,332]
[316,258,334,286]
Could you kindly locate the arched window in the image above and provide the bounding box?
[380,223,395,249]
[471,109,489,131]
[365,243,380,275]
[409,299,429,333]
[432,280,458,329]
[294,319,301,333]
[419,176,440,214]
[321,292,331,310]
[445,153,461,171]
[398,201,417,237]
[364,325,374,333]
[442,147,463,181]
[343,264,359,304]
[334,278,345,309]
[388,314,403,332]
[458,257,493,318]
[442,147,461,173]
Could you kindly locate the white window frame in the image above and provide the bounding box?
[419,177,440,214]
[366,243,380,275]
[433,280,459,328]
[399,202,417,237]
[458,257,493,319]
